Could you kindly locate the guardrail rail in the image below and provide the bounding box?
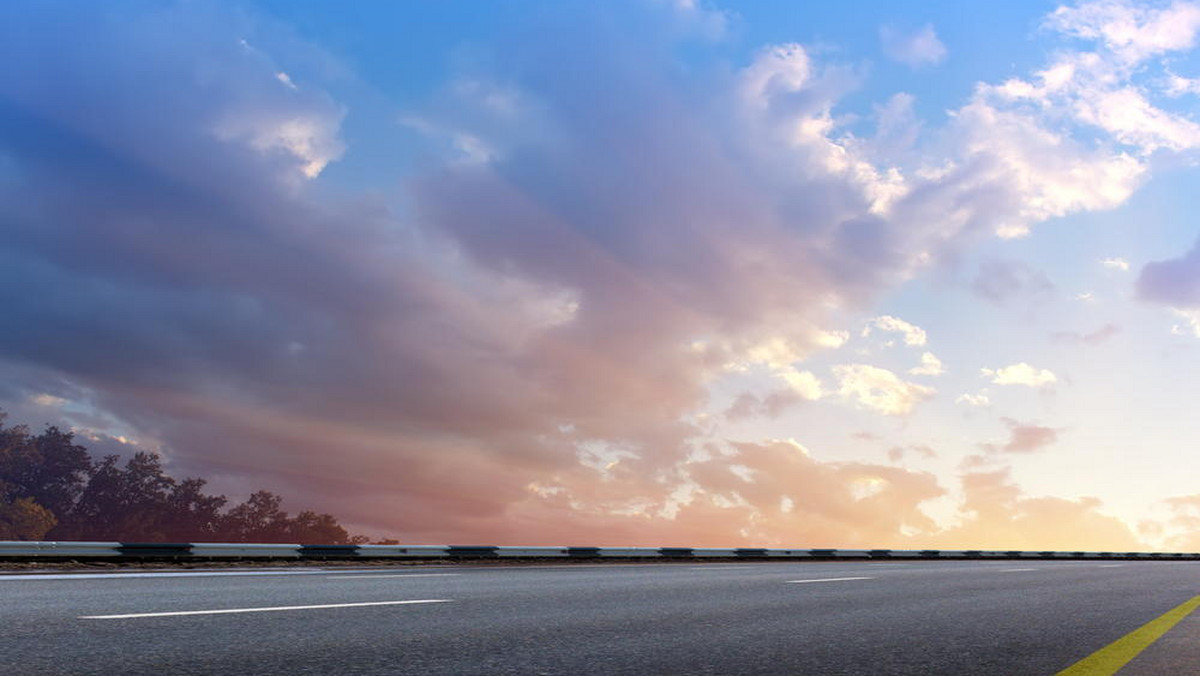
[2,542,1197,561]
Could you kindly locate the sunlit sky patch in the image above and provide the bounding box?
[3,0,1200,550]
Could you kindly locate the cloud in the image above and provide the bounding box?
[956,392,991,407]
[947,95,1144,240]
[814,330,851,349]
[1101,257,1130,271]
[28,393,66,408]
[1046,0,1200,64]
[735,335,814,370]
[880,24,948,68]
[887,444,937,462]
[862,315,928,346]
[834,364,935,416]
[73,429,156,465]
[971,259,1055,304]
[908,352,944,376]
[664,0,735,40]
[724,389,807,421]
[980,417,1060,454]
[0,0,1189,545]
[717,334,826,403]
[1165,71,1200,96]
[870,93,922,162]
[929,469,1144,550]
[779,369,825,399]
[1003,422,1058,453]
[981,363,1058,388]
[1051,323,1121,345]
[1170,308,1200,336]
[927,1,1200,241]
[1135,236,1200,336]
[994,1,1200,158]
[1160,494,1200,550]
[503,438,946,547]
[1138,237,1200,307]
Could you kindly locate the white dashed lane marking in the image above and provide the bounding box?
[785,577,874,584]
[329,574,461,580]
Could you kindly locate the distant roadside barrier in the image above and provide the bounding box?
[1,542,1198,561]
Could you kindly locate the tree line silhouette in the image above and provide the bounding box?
[0,410,369,543]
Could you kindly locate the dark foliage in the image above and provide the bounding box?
[0,410,368,543]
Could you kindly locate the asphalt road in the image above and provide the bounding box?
[1,560,1197,675]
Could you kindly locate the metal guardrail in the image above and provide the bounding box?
[1,542,1198,560]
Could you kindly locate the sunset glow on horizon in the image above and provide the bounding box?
[4,0,1200,550]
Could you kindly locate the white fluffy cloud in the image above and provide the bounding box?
[862,316,928,346]
[948,97,1145,239]
[996,1,1200,154]
[780,369,825,400]
[956,392,991,407]
[933,1,1200,239]
[1046,0,1200,63]
[1170,308,1200,337]
[1101,257,1131,271]
[1166,72,1200,96]
[908,352,944,376]
[835,364,935,416]
[982,363,1058,388]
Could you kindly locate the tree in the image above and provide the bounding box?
[221,490,290,542]
[0,413,90,540]
[0,418,90,517]
[285,510,356,544]
[0,497,57,540]
[52,453,172,540]
[219,492,364,544]
[161,478,228,542]
[0,409,370,544]
[52,452,227,542]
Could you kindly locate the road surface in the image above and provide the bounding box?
[2,560,1197,674]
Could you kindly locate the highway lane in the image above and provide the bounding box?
[1,560,1197,675]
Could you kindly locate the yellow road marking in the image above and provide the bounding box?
[1056,595,1200,675]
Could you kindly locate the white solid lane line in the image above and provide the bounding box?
[999,568,1038,572]
[1,570,338,581]
[80,599,452,619]
[1,569,467,582]
[1097,564,1124,568]
[785,577,874,584]
[329,574,461,580]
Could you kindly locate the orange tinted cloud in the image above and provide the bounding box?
[929,470,1143,551]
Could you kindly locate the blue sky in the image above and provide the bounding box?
[3,0,1200,548]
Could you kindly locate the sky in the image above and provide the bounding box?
[3,0,1200,550]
